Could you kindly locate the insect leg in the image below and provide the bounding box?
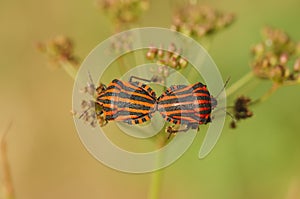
[165,124,192,139]
[95,103,108,127]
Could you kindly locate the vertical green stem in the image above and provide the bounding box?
[147,136,170,199]
[0,121,15,199]
[148,169,163,199]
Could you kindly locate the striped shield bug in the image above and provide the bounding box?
[157,77,230,138]
[157,82,217,135]
[95,79,157,126]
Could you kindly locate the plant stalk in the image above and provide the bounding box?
[148,169,163,199]
[226,72,254,97]
[59,60,78,80]
[0,121,15,199]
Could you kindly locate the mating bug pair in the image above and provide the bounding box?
[93,76,219,137]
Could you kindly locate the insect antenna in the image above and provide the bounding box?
[215,76,231,99]
[129,75,152,83]
[225,111,237,123]
[88,70,95,85]
[212,106,237,125]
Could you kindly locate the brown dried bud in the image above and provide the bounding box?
[157,48,164,58]
[146,51,155,60]
[270,65,286,83]
[171,4,235,39]
[279,53,289,65]
[233,96,253,120]
[96,0,149,25]
[230,121,237,129]
[38,35,79,68]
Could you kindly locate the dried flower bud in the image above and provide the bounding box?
[169,59,178,68]
[171,4,235,39]
[146,46,159,60]
[146,51,155,60]
[279,53,289,65]
[179,58,188,68]
[252,43,265,56]
[250,27,300,86]
[270,65,286,83]
[146,43,189,71]
[263,26,290,46]
[96,0,149,26]
[157,47,164,58]
[230,121,236,129]
[233,96,253,120]
[37,35,79,68]
[293,58,300,73]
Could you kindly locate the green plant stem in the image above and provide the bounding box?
[148,169,163,199]
[252,83,280,105]
[147,78,169,199]
[59,60,78,80]
[0,121,15,199]
[226,72,254,97]
[148,136,170,199]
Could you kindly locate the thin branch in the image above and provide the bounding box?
[59,60,78,80]
[251,83,280,105]
[0,121,15,199]
[226,72,254,97]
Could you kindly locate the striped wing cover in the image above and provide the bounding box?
[157,82,212,129]
[96,79,157,125]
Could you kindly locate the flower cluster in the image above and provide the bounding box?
[230,96,253,128]
[72,80,98,127]
[251,27,300,84]
[146,43,188,69]
[146,43,188,84]
[171,4,235,39]
[76,99,98,128]
[96,0,149,28]
[37,35,79,68]
[110,32,133,53]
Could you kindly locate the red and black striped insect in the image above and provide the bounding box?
[95,78,157,126]
[79,73,227,139]
[157,82,218,135]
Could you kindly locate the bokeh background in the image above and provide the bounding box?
[1,0,300,199]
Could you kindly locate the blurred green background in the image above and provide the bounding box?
[1,0,300,199]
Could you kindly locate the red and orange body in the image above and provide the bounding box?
[157,82,217,130]
[96,79,157,125]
